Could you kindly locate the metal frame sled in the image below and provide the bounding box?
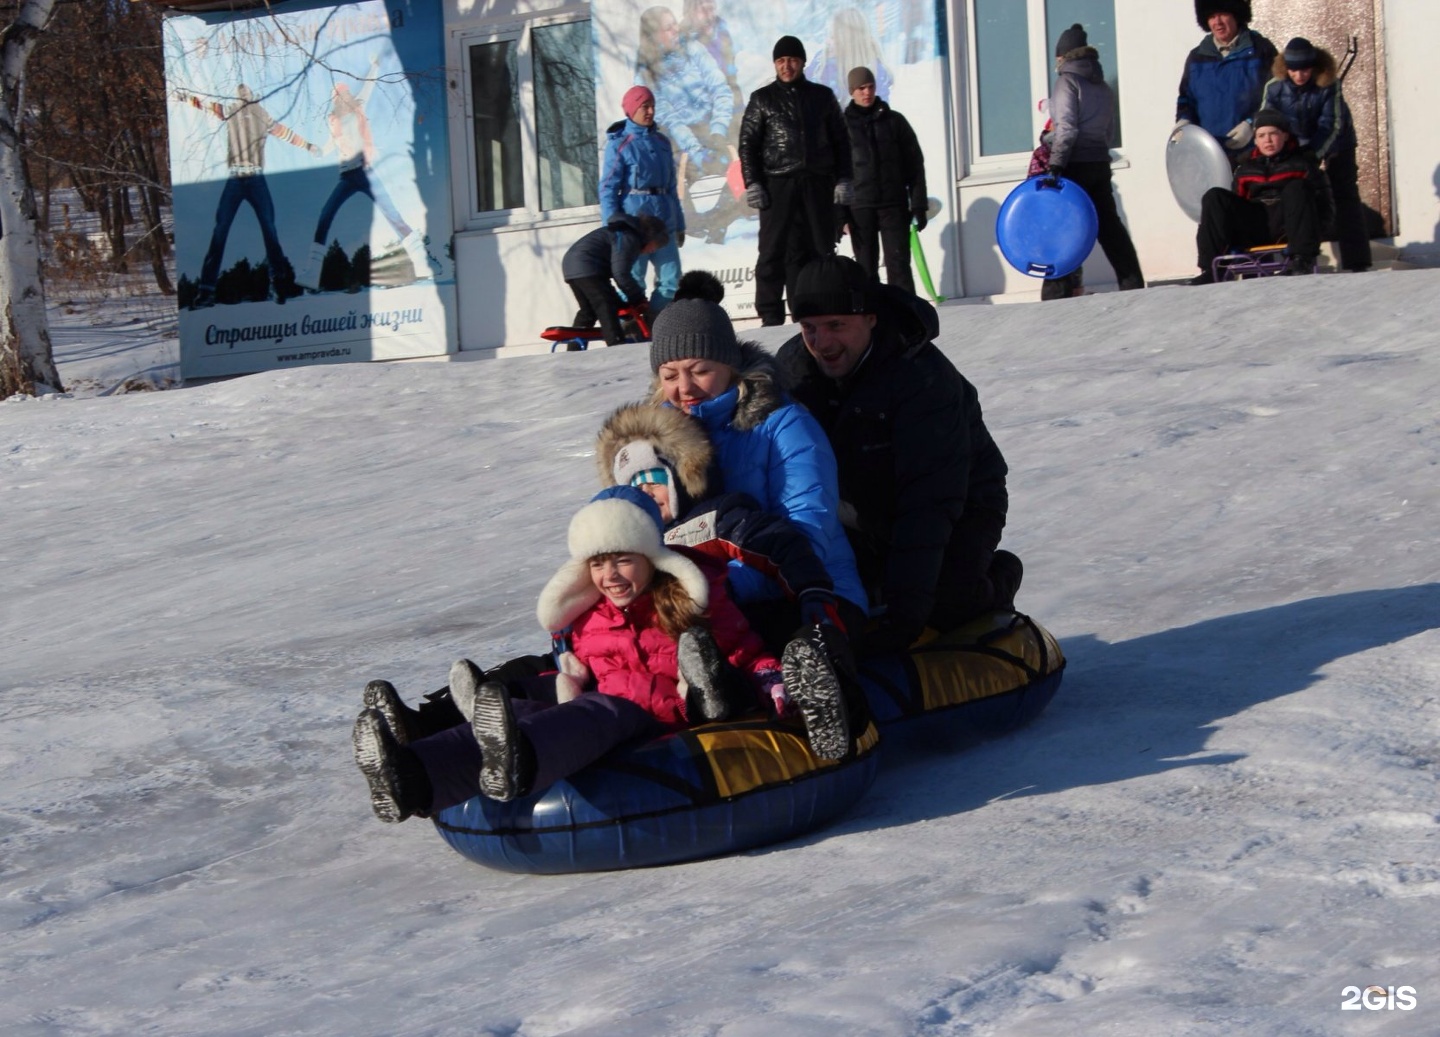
[541,306,652,352]
[1211,244,1315,283]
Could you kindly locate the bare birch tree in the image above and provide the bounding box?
[0,0,60,398]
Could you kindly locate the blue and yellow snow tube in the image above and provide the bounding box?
[432,611,1063,873]
[862,610,1065,738]
[434,716,882,873]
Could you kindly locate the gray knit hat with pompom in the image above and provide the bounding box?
[648,299,742,373]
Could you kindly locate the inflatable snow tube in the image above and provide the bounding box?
[433,716,882,874]
[432,611,1063,874]
[860,610,1065,738]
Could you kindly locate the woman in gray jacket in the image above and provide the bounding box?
[1041,24,1145,299]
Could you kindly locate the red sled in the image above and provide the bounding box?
[541,306,652,352]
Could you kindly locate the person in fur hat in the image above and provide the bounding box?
[1040,23,1144,300]
[352,487,854,821]
[1261,37,1370,272]
[1175,1,1277,162]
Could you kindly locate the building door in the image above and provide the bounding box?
[1252,0,1392,236]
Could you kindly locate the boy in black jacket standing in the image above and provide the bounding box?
[837,66,927,295]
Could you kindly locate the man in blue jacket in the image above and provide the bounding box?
[1175,0,1277,164]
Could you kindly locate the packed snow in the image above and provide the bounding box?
[3,269,1438,1036]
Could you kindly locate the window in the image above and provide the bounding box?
[968,0,1121,162]
[462,16,598,220]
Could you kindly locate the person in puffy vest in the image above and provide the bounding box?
[1261,37,1370,272]
[1175,0,1277,163]
[837,66,927,296]
[1041,24,1144,300]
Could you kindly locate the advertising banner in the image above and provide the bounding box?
[592,0,946,317]
[165,0,455,378]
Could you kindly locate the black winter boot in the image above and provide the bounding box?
[678,627,752,722]
[352,708,433,823]
[782,628,852,760]
[362,679,424,745]
[988,550,1024,611]
[471,678,536,802]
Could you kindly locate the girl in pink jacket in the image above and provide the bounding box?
[353,486,849,821]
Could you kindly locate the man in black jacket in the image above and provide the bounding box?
[838,66,927,295]
[738,35,852,326]
[776,256,1022,656]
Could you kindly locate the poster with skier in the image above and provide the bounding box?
[165,0,456,378]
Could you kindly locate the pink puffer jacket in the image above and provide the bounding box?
[569,558,782,727]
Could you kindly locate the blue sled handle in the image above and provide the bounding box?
[1026,263,1056,276]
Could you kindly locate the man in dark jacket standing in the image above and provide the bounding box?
[776,256,1022,656]
[738,35,853,326]
[1191,109,1328,283]
[838,66,927,295]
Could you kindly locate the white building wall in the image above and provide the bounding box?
[1382,0,1440,262]
[442,0,1435,353]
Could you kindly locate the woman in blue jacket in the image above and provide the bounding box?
[600,86,686,312]
[646,295,868,647]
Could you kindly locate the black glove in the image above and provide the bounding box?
[706,131,731,152]
[911,208,927,232]
[1047,164,1067,181]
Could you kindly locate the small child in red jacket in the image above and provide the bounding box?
[353,486,850,821]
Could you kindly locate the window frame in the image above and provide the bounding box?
[960,0,1126,180]
[450,5,600,232]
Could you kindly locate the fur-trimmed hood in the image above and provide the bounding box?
[647,340,786,433]
[1271,46,1338,88]
[594,401,715,503]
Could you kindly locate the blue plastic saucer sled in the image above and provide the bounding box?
[995,176,1098,279]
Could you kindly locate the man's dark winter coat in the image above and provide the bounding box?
[738,76,851,185]
[843,98,925,210]
[776,288,1008,645]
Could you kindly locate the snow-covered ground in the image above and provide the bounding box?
[4,269,1438,1036]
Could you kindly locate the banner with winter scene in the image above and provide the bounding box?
[165,0,455,378]
[591,0,947,318]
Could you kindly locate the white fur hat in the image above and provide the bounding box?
[536,487,709,632]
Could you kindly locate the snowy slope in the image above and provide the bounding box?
[3,271,1438,1036]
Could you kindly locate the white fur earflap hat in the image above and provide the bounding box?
[536,486,709,633]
